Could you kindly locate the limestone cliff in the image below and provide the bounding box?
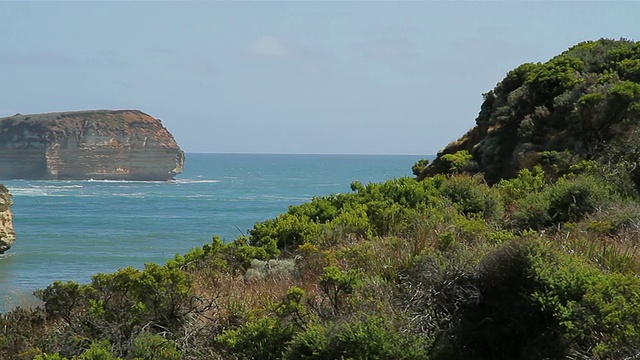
[0,185,15,253]
[0,110,184,181]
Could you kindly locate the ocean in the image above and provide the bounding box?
[0,153,423,311]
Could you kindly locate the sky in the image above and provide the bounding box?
[0,1,638,155]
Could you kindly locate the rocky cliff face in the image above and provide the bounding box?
[0,110,184,181]
[0,185,15,253]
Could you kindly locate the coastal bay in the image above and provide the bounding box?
[0,153,421,310]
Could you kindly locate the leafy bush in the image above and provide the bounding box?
[319,266,364,314]
[36,281,87,322]
[547,175,615,224]
[288,196,341,223]
[216,317,294,360]
[496,166,546,204]
[249,213,320,253]
[130,333,181,360]
[285,316,429,360]
[412,159,430,177]
[77,340,120,360]
[34,354,67,360]
[440,175,502,220]
[90,263,192,330]
[322,203,372,243]
[31,263,193,358]
[530,246,640,358]
[0,307,47,358]
[442,241,566,360]
[440,150,474,174]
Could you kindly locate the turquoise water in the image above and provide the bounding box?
[0,153,423,310]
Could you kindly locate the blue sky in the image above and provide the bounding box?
[0,1,638,155]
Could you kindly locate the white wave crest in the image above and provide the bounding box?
[112,193,146,198]
[173,179,220,184]
[87,179,164,184]
[8,188,67,197]
[0,252,16,260]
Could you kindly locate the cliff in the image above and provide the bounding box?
[0,110,184,181]
[0,185,15,253]
[420,38,640,186]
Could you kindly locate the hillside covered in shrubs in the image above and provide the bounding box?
[420,38,640,187]
[4,38,640,359]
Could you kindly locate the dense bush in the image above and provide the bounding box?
[285,316,429,360]
[505,172,617,232]
[216,317,295,360]
[440,175,502,220]
[547,174,616,223]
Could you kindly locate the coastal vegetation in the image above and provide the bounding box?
[2,38,640,359]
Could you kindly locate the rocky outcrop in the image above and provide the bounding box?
[420,39,640,185]
[0,185,15,253]
[0,110,184,181]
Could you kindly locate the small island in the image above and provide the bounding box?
[0,110,184,181]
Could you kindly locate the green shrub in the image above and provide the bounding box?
[288,196,340,223]
[0,306,47,358]
[444,241,566,359]
[364,201,407,237]
[249,213,320,252]
[319,266,364,314]
[227,236,274,268]
[90,263,192,330]
[573,274,640,357]
[29,264,194,357]
[412,159,430,177]
[275,286,309,331]
[129,333,181,360]
[547,175,615,224]
[36,281,87,322]
[485,229,517,244]
[496,166,546,204]
[283,323,329,359]
[507,189,552,231]
[216,317,294,360]
[440,150,474,173]
[440,175,502,220]
[34,354,68,360]
[536,151,578,180]
[322,203,372,243]
[530,247,640,358]
[285,316,429,360]
[168,235,228,270]
[77,340,120,360]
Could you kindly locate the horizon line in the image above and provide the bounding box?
[183,151,434,157]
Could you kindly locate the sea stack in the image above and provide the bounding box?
[0,110,184,181]
[0,185,15,253]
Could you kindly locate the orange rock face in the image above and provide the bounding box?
[0,110,184,180]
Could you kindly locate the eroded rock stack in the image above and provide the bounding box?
[0,185,15,253]
[0,110,184,181]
